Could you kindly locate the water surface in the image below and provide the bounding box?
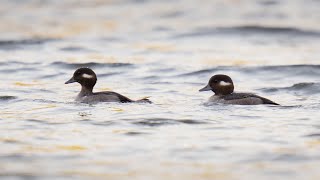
[1,0,320,179]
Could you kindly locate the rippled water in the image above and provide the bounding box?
[1,0,320,179]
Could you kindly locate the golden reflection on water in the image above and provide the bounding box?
[19,145,88,154]
[60,161,233,180]
[56,145,88,151]
[111,107,124,112]
[133,43,176,53]
[306,139,320,148]
[26,104,57,111]
[14,81,41,87]
[201,58,251,66]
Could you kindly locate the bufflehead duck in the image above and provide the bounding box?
[199,74,279,105]
[65,68,151,103]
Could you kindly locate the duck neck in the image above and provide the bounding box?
[78,85,94,97]
[216,92,233,96]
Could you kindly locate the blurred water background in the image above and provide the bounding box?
[1,0,320,179]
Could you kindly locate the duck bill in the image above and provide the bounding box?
[199,84,212,92]
[65,77,76,84]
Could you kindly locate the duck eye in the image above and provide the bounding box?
[213,80,218,83]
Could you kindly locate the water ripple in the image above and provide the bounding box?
[0,96,17,101]
[174,26,320,38]
[261,82,320,94]
[0,38,57,50]
[51,61,133,69]
[133,118,207,127]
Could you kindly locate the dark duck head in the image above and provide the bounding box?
[65,67,97,93]
[199,74,234,95]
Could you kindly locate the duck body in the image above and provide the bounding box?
[65,67,151,104]
[208,92,278,105]
[199,74,279,105]
[76,91,133,103]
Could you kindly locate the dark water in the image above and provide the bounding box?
[1,0,320,179]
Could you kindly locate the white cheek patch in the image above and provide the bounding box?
[82,73,94,79]
[219,81,231,86]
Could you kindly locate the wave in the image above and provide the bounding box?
[261,82,320,94]
[59,46,94,52]
[132,118,206,126]
[51,61,133,69]
[177,65,320,77]
[0,38,56,50]
[0,96,17,101]
[174,25,320,38]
